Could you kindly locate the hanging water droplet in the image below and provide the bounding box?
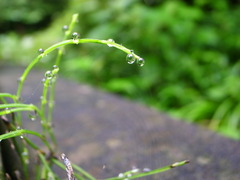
[5,108,11,114]
[45,71,53,80]
[143,168,151,172]
[53,65,58,69]
[17,77,23,83]
[72,32,80,44]
[107,39,115,47]
[62,25,69,32]
[28,114,36,121]
[38,48,44,54]
[52,65,59,75]
[22,151,28,156]
[126,54,136,64]
[137,58,145,67]
[118,173,124,178]
[41,78,46,84]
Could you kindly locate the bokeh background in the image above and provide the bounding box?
[0,0,240,139]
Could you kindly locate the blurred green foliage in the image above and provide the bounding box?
[0,0,240,139]
[0,0,68,33]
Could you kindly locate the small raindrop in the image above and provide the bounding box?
[38,48,44,54]
[53,65,59,69]
[16,126,21,130]
[107,39,115,47]
[137,58,145,67]
[5,108,10,114]
[17,77,23,83]
[143,168,151,172]
[62,25,69,32]
[72,32,80,44]
[131,168,139,173]
[41,78,46,84]
[45,71,53,80]
[52,65,59,75]
[118,173,124,178]
[28,114,36,121]
[126,54,136,64]
[22,151,28,156]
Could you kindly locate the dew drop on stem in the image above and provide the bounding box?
[52,65,59,75]
[28,114,36,121]
[41,78,46,84]
[38,48,44,54]
[45,71,53,80]
[107,39,115,47]
[62,25,69,32]
[72,32,80,44]
[137,58,145,67]
[126,54,136,64]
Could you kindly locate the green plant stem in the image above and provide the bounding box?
[17,39,141,99]
[0,129,53,152]
[72,163,96,180]
[105,160,189,180]
[38,153,59,180]
[52,159,85,180]
[0,93,17,102]
[48,13,78,128]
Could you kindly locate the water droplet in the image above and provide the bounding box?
[137,58,145,67]
[107,39,115,47]
[52,65,59,75]
[28,114,36,121]
[143,168,151,172]
[45,71,53,80]
[41,78,46,84]
[16,126,21,130]
[62,25,69,32]
[5,108,11,114]
[126,54,136,64]
[38,48,44,54]
[17,77,23,83]
[118,173,124,178]
[53,65,58,69]
[72,32,80,44]
[131,168,139,173]
[22,151,28,156]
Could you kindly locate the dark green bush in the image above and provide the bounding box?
[59,0,240,139]
[0,0,68,33]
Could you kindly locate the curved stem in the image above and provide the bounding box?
[16,38,141,99]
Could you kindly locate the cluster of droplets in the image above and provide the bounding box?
[42,65,59,84]
[16,126,24,139]
[72,32,80,44]
[118,167,151,180]
[126,51,145,67]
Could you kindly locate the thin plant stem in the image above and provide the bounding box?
[38,153,59,180]
[48,13,79,129]
[16,38,141,99]
[105,160,190,180]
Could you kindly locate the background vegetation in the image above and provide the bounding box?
[0,0,239,139]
